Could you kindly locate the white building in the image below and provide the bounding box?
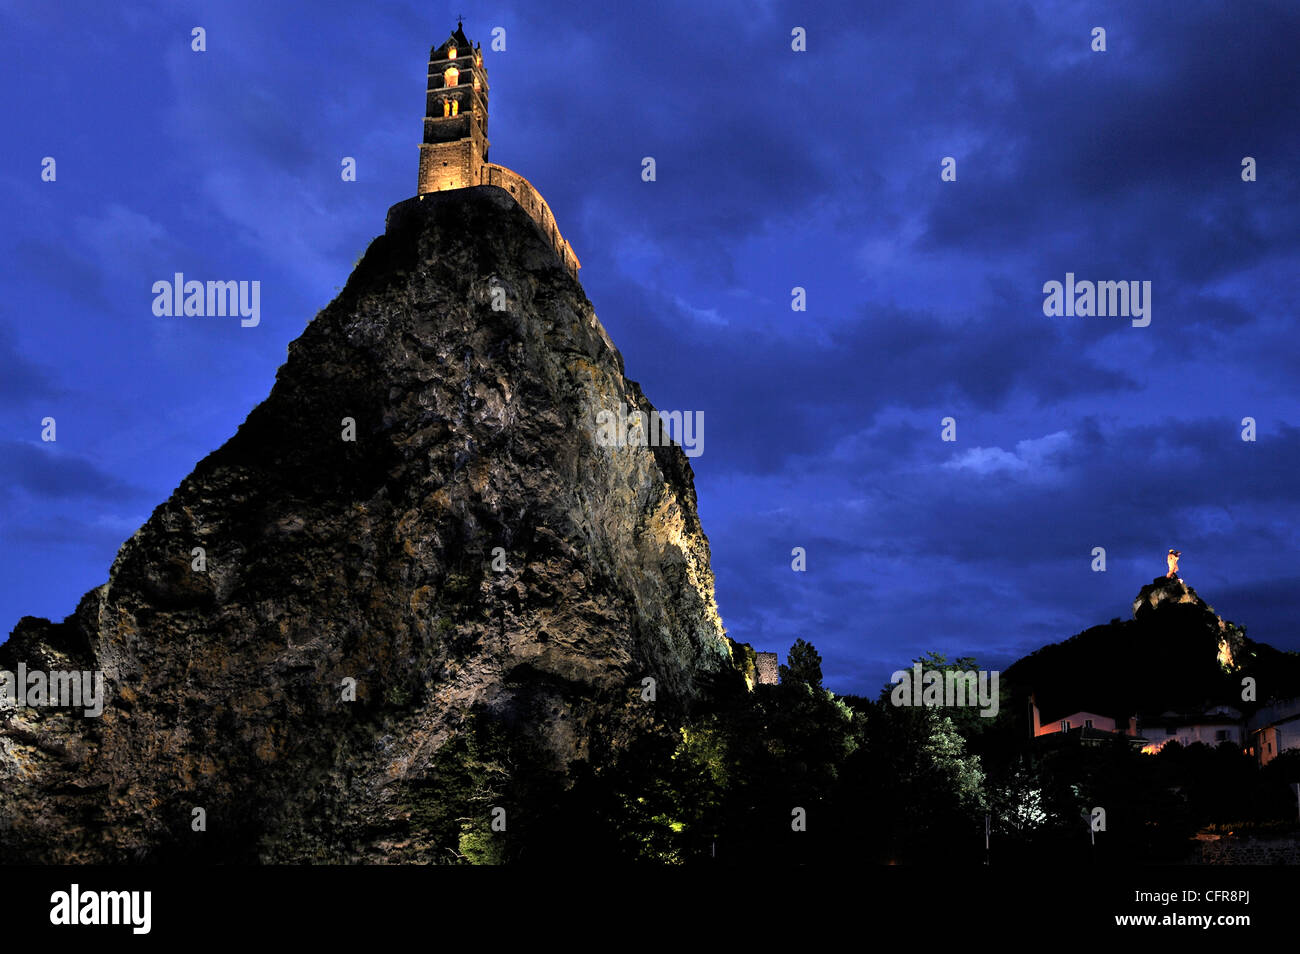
[1247,698,1300,765]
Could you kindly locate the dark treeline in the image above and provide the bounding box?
[415,639,1300,864]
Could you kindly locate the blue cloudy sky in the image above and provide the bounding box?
[2,0,1297,696]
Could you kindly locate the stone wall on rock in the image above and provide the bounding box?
[1190,832,1300,864]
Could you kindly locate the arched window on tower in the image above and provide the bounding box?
[442,99,450,117]
[450,99,459,116]
[444,66,459,87]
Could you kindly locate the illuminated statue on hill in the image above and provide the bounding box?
[1166,549,1181,579]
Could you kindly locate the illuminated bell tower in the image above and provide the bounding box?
[417,22,489,193]
[403,21,580,279]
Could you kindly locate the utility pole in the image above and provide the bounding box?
[1082,808,1096,864]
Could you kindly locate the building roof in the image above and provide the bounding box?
[1247,697,1300,732]
[1033,698,1132,725]
[1034,712,1118,727]
[433,22,472,58]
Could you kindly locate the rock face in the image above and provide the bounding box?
[1132,575,1225,626]
[0,186,746,862]
[1131,574,1246,668]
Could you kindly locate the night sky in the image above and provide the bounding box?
[2,0,1298,696]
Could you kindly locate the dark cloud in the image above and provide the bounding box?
[0,441,144,501]
[0,324,60,405]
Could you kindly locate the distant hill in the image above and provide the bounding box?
[1004,575,1300,722]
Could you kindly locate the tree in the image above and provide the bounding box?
[780,638,823,689]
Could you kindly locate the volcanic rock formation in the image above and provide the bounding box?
[0,186,749,862]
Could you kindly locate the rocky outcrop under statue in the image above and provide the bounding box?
[0,186,749,862]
